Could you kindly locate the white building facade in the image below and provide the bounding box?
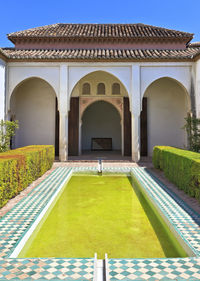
[0,23,200,161]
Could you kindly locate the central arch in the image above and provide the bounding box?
[68,70,132,158]
[81,100,122,153]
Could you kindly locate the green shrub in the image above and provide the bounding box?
[0,145,54,208]
[184,114,200,153]
[0,120,19,152]
[153,146,200,201]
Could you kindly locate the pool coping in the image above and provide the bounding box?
[0,166,200,280]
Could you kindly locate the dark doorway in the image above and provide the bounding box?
[68,97,79,156]
[140,97,148,156]
[123,97,132,156]
[55,98,59,156]
[81,100,121,153]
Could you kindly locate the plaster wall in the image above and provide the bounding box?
[141,66,191,100]
[144,78,188,155]
[8,66,60,108]
[82,101,121,150]
[7,62,195,161]
[71,70,128,97]
[68,66,131,100]
[195,59,200,117]
[10,78,56,148]
[0,59,6,120]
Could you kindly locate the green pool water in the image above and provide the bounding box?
[18,174,187,259]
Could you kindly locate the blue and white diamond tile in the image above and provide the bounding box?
[1,166,200,280]
[0,167,95,280]
[107,258,200,280]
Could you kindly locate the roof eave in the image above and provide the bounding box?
[0,49,8,61]
[5,56,196,63]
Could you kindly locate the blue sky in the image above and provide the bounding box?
[1,0,200,47]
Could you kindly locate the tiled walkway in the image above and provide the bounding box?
[0,165,200,280]
[0,167,95,280]
[106,167,200,280]
[107,257,200,281]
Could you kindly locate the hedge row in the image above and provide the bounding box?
[0,145,54,208]
[153,146,200,200]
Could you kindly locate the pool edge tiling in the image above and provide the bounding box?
[0,166,200,280]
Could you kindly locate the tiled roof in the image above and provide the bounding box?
[189,42,200,47]
[8,23,193,41]
[1,47,200,61]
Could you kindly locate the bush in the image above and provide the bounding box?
[0,120,19,152]
[0,145,54,208]
[153,146,200,200]
[184,114,200,153]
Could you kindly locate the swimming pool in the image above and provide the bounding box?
[1,166,200,280]
[17,172,187,259]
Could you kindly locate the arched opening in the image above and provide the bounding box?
[112,83,120,95]
[81,100,121,153]
[68,70,131,159]
[97,83,105,95]
[10,77,59,154]
[82,83,91,95]
[141,77,190,156]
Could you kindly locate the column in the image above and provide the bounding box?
[0,59,6,121]
[131,114,140,162]
[131,64,141,162]
[59,64,68,161]
[59,112,68,161]
[195,60,200,118]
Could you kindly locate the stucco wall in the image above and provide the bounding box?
[144,78,188,155]
[195,59,200,118]
[71,70,128,97]
[0,59,6,120]
[8,66,60,107]
[10,78,56,148]
[82,101,121,150]
[69,66,131,100]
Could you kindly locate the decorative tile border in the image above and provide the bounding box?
[106,167,200,280]
[0,258,94,280]
[0,166,200,280]
[131,167,200,256]
[0,167,95,280]
[107,257,200,281]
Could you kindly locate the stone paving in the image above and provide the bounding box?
[0,161,200,280]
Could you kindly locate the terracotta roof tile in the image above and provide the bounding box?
[189,42,200,47]
[8,23,193,41]
[2,47,200,61]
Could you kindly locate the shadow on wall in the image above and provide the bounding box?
[10,77,57,148]
[143,77,189,155]
[81,100,121,151]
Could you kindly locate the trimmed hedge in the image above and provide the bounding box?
[153,146,200,200]
[0,145,54,208]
